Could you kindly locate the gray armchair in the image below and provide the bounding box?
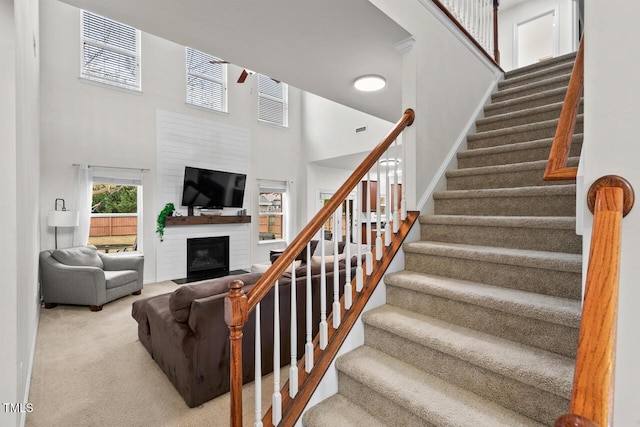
[39,245,144,311]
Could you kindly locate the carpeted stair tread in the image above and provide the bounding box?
[504,52,577,79]
[467,115,584,149]
[363,305,574,398]
[492,74,571,103]
[434,184,576,200]
[485,87,569,117]
[457,134,583,168]
[336,346,545,427]
[446,157,579,179]
[403,241,581,273]
[419,214,575,229]
[498,61,574,90]
[302,394,389,427]
[385,270,581,328]
[476,101,582,132]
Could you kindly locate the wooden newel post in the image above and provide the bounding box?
[225,279,248,427]
[493,0,500,65]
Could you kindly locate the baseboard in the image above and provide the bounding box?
[416,73,502,212]
[20,298,40,427]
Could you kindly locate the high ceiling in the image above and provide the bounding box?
[60,0,412,122]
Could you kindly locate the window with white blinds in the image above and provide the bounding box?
[258,74,288,127]
[80,11,141,90]
[258,180,289,242]
[186,48,227,112]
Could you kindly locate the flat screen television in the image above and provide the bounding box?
[181,166,247,210]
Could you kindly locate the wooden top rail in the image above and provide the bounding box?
[544,36,584,181]
[555,175,635,427]
[245,108,415,312]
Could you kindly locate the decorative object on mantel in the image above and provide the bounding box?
[156,203,175,242]
[47,198,79,249]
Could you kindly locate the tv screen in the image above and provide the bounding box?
[181,166,246,209]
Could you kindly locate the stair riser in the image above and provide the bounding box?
[404,252,581,299]
[458,140,582,168]
[467,116,583,150]
[485,90,568,117]
[477,104,583,133]
[420,222,582,254]
[499,65,573,91]
[447,168,573,190]
[337,372,434,427]
[492,76,570,102]
[468,119,584,150]
[385,285,578,357]
[505,55,576,79]
[364,324,571,426]
[434,194,576,217]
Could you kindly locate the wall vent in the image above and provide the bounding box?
[355,126,367,134]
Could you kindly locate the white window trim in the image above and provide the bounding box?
[258,180,290,245]
[185,47,228,112]
[258,75,289,128]
[80,11,142,91]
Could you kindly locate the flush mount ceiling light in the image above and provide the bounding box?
[354,75,386,92]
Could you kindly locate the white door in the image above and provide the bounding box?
[514,9,558,68]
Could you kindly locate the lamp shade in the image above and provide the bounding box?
[48,210,79,227]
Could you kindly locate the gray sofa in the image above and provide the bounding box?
[39,245,144,311]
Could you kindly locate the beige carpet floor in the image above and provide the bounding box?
[26,281,287,427]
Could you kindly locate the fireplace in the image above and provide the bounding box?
[186,236,229,281]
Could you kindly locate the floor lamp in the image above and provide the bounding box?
[48,198,79,249]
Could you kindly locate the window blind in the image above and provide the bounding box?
[81,11,140,90]
[186,47,226,111]
[258,74,288,126]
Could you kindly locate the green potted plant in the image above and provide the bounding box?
[156,203,175,242]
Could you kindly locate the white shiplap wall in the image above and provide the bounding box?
[156,110,251,281]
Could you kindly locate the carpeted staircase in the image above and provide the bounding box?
[302,52,583,427]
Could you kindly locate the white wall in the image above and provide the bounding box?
[499,0,576,71]
[369,0,500,212]
[38,0,305,280]
[1,0,41,426]
[584,2,640,424]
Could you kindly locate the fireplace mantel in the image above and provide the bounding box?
[165,215,251,226]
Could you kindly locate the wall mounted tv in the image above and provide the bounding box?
[181,166,247,212]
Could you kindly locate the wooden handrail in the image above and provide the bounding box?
[544,36,584,181]
[555,175,635,427]
[431,0,502,69]
[245,108,414,312]
[225,108,415,427]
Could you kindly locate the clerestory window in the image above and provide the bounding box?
[258,74,288,127]
[186,47,228,112]
[81,11,141,91]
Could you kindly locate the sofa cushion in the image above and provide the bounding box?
[169,273,262,323]
[104,270,138,289]
[51,245,104,269]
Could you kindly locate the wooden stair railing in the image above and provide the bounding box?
[554,176,634,427]
[225,108,415,427]
[544,36,584,181]
[431,0,501,67]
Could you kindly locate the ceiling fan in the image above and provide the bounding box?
[210,60,279,84]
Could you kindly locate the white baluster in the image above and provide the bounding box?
[356,183,364,292]
[375,161,382,260]
[393,139,400,234]
[365,173,373,275]
[401,139,407,221]
[272,280,282,425]
[289,260,298,398]
[319,235,328,350]
[385,150,392,247]
[254,303,263,427]
[333,209,341,329]
[304,242,314,373]
[344,198,353,309]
